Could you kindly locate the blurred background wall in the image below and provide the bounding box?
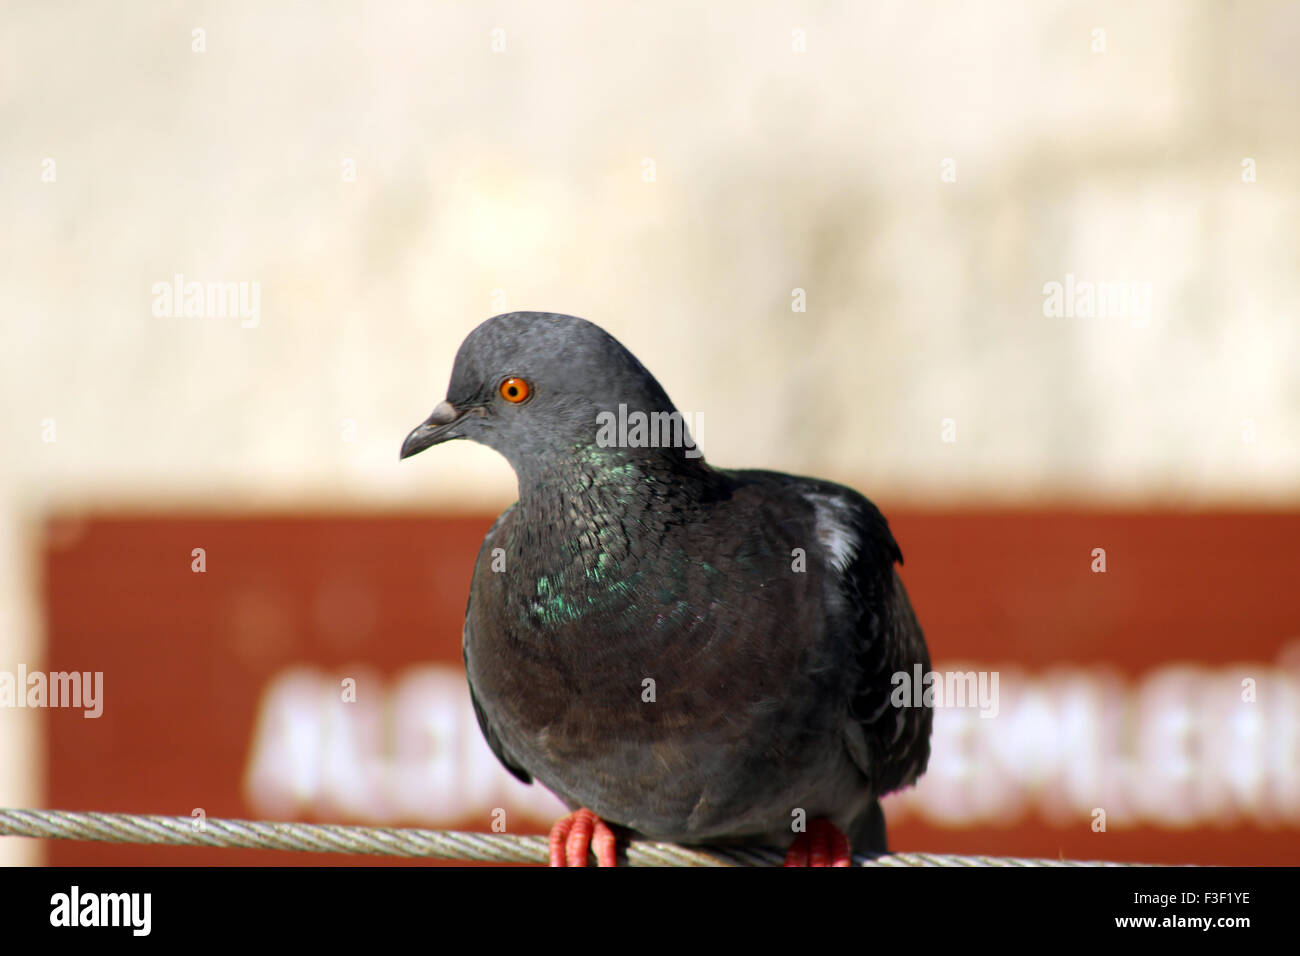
[2,1,1298,865]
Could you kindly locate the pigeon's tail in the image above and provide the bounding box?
[849,799,889,856]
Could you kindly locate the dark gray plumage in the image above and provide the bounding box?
[401,312,931,856]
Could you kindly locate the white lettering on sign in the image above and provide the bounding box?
[244,651,1300,829]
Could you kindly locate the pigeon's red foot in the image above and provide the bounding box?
[548,808,618,867]
[784,818,852,867]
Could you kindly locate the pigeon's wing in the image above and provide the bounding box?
[467,677,532,784]
[463,503,533,785]
[809,484,933,796]
[722,469,932,796]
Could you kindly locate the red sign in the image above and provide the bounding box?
[31,511,1300,865]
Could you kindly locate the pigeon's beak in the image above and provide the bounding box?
[401,400,468,459]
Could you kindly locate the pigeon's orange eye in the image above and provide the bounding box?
[499,377,531,403]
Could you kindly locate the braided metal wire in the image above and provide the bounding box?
[0,808,1128,866]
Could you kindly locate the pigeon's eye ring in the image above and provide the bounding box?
[498,377,531,404]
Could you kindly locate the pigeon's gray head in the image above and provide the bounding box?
[401,312,697,475]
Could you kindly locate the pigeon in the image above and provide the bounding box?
[401,312,932,866]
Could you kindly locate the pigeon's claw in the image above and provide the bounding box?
[548,808,618,867]
[784,818,852,867]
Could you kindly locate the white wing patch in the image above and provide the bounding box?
[805,491,860,573]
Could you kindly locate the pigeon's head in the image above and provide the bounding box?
[401,312,696,474]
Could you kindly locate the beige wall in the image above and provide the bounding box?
[2,1,1298,862]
